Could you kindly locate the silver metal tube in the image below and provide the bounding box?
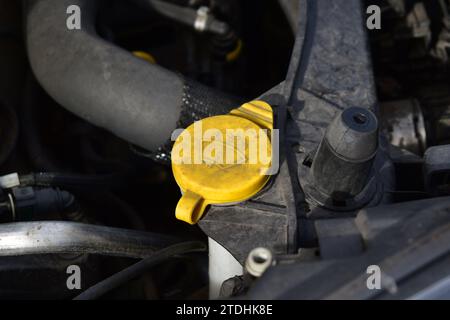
[0,221,178,258]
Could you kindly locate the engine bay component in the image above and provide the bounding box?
[172,100,273,225]
[424,145,450,195]
[208,238,242,299]
[199,0,395,279]
[306,107,379,207]
[0,221,178,258]
[244,247,273,278]
[73,241,206,300]
[132,0,232,36]
[380,99,427,155]
[1,0,450,302]
[25,0,236,159]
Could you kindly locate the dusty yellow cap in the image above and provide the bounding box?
[171,101,274,225]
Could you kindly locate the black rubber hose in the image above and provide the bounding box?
[24,0,238,160]
[73,241,206,300]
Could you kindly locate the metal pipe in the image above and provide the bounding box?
[0,221,179,258]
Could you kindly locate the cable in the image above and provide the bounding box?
[278,0,316,251]
[73,241,206,300]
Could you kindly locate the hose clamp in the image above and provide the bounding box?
[194,6,210,32]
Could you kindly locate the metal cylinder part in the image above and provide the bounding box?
[245,247,273,278]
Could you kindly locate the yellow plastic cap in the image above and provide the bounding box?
[171,101,273,225]
[133,51,157,64]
